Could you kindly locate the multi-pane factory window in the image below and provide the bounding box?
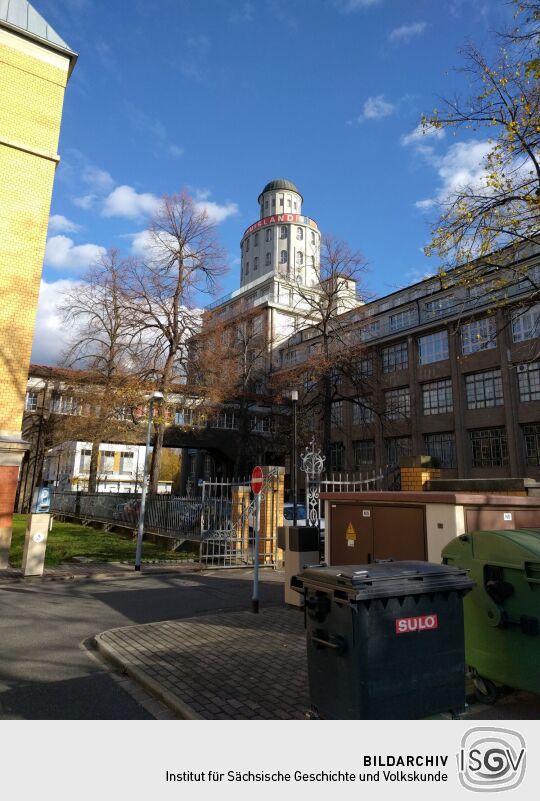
[422,378,453,415]
[418,330,449,364]
[517,362,540,402]
[423,432,456,468]
[523,424,540,466]
[465,370,503,409]
[389,308,417,332]
[382,341,408,373]
[330,442,345,472]
[384,387,411,420]
[461,317,497,355]
[352,399,374,424]
[353,440,375,467]
[385,436,412,464]
[512,304,540,343]
[469,428,508,467]
[331,401,343,426]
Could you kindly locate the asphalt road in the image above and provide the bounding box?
[0,572,283,720]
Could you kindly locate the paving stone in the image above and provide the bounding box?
[96,607,309,720]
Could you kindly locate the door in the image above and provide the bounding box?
[329,503,374,565]
[372,506,426,561]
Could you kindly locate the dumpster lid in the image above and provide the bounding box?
[293,560,473,600]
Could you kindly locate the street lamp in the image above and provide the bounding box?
[134,390,164,571]
[290,389,298,526]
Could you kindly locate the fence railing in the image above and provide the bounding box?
[50,491,203,540]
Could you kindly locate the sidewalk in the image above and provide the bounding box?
[95,605,540,721]
[0,561,200,583]
[95,607,308,719]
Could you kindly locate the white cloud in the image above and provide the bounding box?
[168,144,184,159]
[129,229,154,257]
[31,279,83,365]
[401,123,445,146]
[414,139,493,211]
[73,193,97,209]
[359,95,395,121]
[44,235,106,270]
[82,165,115,193]
[389,22,427,43]
[48,214,81,233]
[194,199,239,223]
[102,185,161,219]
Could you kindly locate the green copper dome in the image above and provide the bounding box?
[258,179,303,201]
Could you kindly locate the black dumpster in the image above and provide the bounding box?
[291,561,474,719]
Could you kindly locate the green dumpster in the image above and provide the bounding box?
[442,529,540,700]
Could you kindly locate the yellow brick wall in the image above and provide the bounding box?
[400,467,442,491]
[0,32,70,436]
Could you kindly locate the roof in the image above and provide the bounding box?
[258,179,302,201]
[0,0,77,71]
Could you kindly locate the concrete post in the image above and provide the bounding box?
[22,513,51,577]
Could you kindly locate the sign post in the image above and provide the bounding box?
[251,466,264,614]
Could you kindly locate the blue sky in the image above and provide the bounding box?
[33,0,514,363]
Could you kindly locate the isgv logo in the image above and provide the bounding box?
[457,727,526,792]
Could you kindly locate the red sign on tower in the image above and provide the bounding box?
[251,466,264,495]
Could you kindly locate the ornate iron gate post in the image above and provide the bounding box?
[300,438,325,529]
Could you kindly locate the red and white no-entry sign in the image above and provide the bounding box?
[251,466,264,495]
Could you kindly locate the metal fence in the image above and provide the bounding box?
[200,473,279,569]
[50,491,203,540]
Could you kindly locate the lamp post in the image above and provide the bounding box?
[290,389,298,526]
[134,390,164,571]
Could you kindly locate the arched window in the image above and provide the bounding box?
[265,228,271,242]
[296,251,304,266]
[293,201,297,211]
[311,231,316,245]
[245,237,250,252]
[254,256,259,270]
[280,226,287,239]
[287,197,291,208]
[296,227,303,241]
[265,252,271,266]
[280,250,288,264]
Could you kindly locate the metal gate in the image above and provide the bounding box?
[199,469,280,568]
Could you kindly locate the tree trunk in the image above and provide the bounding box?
[322,373,332,473]
[88,439,100,493]
[148,421,164,494]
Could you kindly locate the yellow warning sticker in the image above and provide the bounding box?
[345,522,356,541]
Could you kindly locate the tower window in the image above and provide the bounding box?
[265,199,268,209]
[246,261,249,274]
[296,252,304,266]
[296,227,303,240]
[245,238,250,252]
[280,226,287,239]
[280,250,288,264]
[311,231,316,245]
[265,228,271,242]
[279,197,284,207]
[293,201,297,211]
[272,198,275,207]
[287,198,291,208]
[265,252,271,266]
[254,232,259,246]
[254,256,258,270]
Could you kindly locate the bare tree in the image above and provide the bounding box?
[274,234,369,467]
[59,250,142,492]
[193,299,281,474]
[127,192,227,493]
[422,2,540,300]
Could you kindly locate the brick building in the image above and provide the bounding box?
[0,2,76,564]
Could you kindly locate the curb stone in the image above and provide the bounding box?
[94,630,203,720]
